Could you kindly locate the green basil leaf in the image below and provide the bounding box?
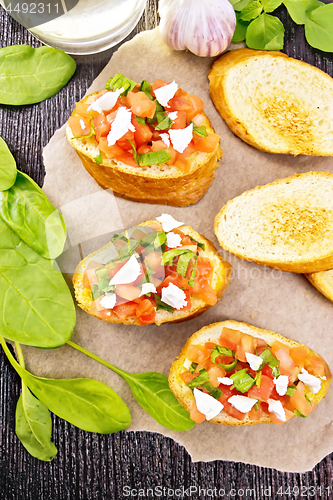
[261,0,283,12]
[211,345,236,371]
[0,136,17,191]
[240,0,263,21]
[254,370,262,387]
[162,248,196,266]
[1,338,131,434]
[189,362,198,374]
[155,116,172,131]
[186,368,210,389]
[254,400,260,411]
[154,231,167,248]
[16,383,57,461]
[177,252,195,278]
[72,118,95,139]
[0,171,67,259]
[0,218,75,348]
[201,382,223,399]
[191,123,208,138]
[117,238,139,260]
[233,13,250,42]
[259,348,280,377]
[305,394,312,407]
[120,371,195,431]
[230,369,255,393]
[94,152,103,165]
[140,80,154,100]
[246,13,285,49]
[0,45,76,105]
[188,235,205,250]
[187,256,197,288]
[129,141,171,166]
[95,266,110,280]
[155,295,174,313]
[305,3,333,51]
[105,73,137,95]
[286,385,297,396]
[283,0,322,24]
[294,409,307,418]
[135,115,146,124]
[230,0,252,11]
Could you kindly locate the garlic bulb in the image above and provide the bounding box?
[159,0,236,57]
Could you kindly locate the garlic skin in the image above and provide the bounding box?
[159,0,236,57]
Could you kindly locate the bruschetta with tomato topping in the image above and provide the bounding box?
[73,215,231,325]
[66,74,222,206]
[169,321,331,425]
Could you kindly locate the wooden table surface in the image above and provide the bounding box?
[1,1,333,499]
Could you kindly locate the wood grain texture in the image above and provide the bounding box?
[1,1,333,498]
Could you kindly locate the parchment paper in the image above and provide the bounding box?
[20,28,333,472]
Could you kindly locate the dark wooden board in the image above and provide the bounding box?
[1,1,333,498]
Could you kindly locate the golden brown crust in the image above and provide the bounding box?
[168,320,332,426]
[72,221,232,326]
[67,93,222,206]
[305,270,333,303]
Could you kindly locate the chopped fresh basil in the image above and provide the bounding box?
[253,400,260,412]
[162,248,196,266]
[97,278,111,290]
[294,409,307,418]
[254,370,262,388]
[105,73,137,95]
[187,257,197,288]
[189,235,205,250]
[143,261,156,284]
[189,362,198,374]
[106,260,115,270]
[140,231,157,247]
[230,369,255,393]
[201,382,223,399]
[286,385,297,397]
[259,348,280,377]
[95,267,110,281]
[135,115,146,125]
[72,118,95,139]
[177,252,195,278]
[305,394,312,408]
[94,152,103,165]
[117,238,139,261]
[155,295,174,313]
[155,116,173,131]
[186,369,210,389]
[210,346,238,372]
[154,231,167,248]
[191,123,208,138]
[130,141,171,166]
[91,284,103,301]
[140,80,154,100]
[111,233,127,243]
[147,100,165,123]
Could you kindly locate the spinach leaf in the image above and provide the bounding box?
[0,171,67,259]
[0,136,17,191]
[240,0,263,21]
[283,0,322,24]
[246,13,285,49]
[0,218,75,348]
[68,341,195,431]
[0,45,76,105]
[16,384,57,461]
[1,338,131,434]
[305,3,333,51]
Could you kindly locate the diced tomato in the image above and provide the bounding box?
[135,298,156,325]
[115,284,141,301]
[289,346,308,368]
[113,302,138,321]
[268,407,295,425]
[117,152,139,167]
[174,156,191,173]
[93,113,110,141]
[166,145,177,165]
[75,101,100,118]
[179,288,191,311]
[151,79,169,94]
[289,381,312,416]
[168,96,194,119]
[151,140,168,152]
[262,365,274,379]
[208,365,226,387]
[68,116,92,137]
[97,309,115,321]
[186,344,211,364]
[217,384,237,404]
[191,113,205,127]
[137,144,153,155]
[305,356,327,378]
[126,91,156,119]
[171,110,187,129]
[196,358,214,372]
[235,333,256,363]
[219,327,241,351]
[106,261,124,279]
[190,401,206,424]
[156,272,182,294]
[99,137,124,158]
[274,348,295,372]
[117,130,135,151]
[193,132,220,153]
[204,342,217,351]
[132,115,153,146]
[180,370,195,384]
[222,401,247,421]
[82,268,98,288]
[179,142,197,159]
[247,375,274,401]
[175,87,187,97]
[185,94,205,119]
[271,341,289,356]
[198,281,217,306]
[248,402,263,421]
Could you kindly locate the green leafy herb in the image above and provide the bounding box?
[253,400,260,411]
[259,348,280,377]
[305,394,312,407]
[230,369,256,393]
[283,0,321,24]
[154,295,174,313]
[130,141,171,166]
[186,369,210,389]
[162,248,196,266]
[201,383,223,399]
[177,252,195,278]
[260,0,282,12]
[211,346,237,372]
[0,217,75,348]
[135,115,146,124]
[68,341,195,431]
[0,171,67,260]
[154,231,167,248]
[305,3,333,52]
[140,80,154,100]
[94,152,103,165]
[232,12,250,41]
[105,73,137,95]
[187,257,197,288]
[286,385,297,396]
[155,115,173,131]
[95,266,110,280]
[117,238,139,260]
[0,45,76,105]
[0,136,17,191]
[246,12,284,49]
[294,409,307,418]
[72,117,96,140]
[189,362,198,374]
[240,0,263,21]
[188,235,205,250]
[254,370,262,387]
[191,123,208,138]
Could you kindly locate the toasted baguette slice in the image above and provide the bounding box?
[306,270,333,303]
[169,320,331,426]
[73,220,232,326]
[66,93,222,207]
[208,48,333,155]
[214,172,333,273]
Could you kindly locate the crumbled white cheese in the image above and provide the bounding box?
[161,282,187,310]
[166,232,182,248]
[169,123,193,153]
[245,352,263,371]
[79,119,86,131]
[168,111,178,121]
[159,133,170,147]
[183,358,192,370]
[321,376,327,380]
[298,368,322,394]
[156,214,184,232]
[109,255,142,285]
[273,375,289,396]
[107,106,135,146]
[87,88,123,113]
[154,81,178,107]
[139,283,157,297]
[217,377,233,386]
[228,395,257,413]
[193,388,223,421]
[99,293,116,310]
[267,398,286,422]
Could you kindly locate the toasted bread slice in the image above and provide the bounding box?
[306,270,333,303]
[214,172,333,273]
[66,93,222,207]
[73,220,232,326]
[208,48,333,155]
[169,320,331,426]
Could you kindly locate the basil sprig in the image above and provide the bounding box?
[259,348,280,377]
[186,369,223,399]
[106,73,137,95]
[230,369,256,393]
[210,346,238,372]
